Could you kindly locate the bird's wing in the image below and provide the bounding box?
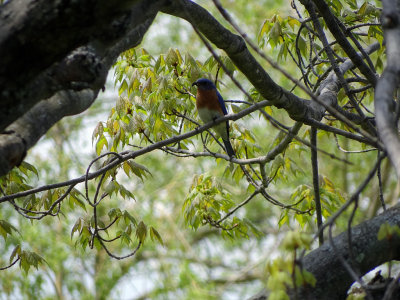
[216,90,230,136]
[216,91,228,115]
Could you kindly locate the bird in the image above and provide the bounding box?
[192,78,235,157]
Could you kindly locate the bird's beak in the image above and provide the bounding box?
[192,81,198,87]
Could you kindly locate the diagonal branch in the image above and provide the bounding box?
[0,100,271,203]
[161,0,313,121]
[309,0,377,86]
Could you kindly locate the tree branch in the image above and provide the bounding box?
[309,0,377,86]
[249,205,400,300]
[374,0,400,177]
[0,0,162,131]
[161,0,313,121]
[0,2,158,176]
[0,100,272,203]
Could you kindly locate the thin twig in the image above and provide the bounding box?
[311,126,323,245]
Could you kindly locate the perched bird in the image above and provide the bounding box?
[192,78,235,157]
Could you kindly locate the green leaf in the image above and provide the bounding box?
[69,194,87,211]
[10,244,21,264]
[92,122,104,143]
[0,220,19,240]
[281,231,312,250]
[19,161,39,178]
[287,16,300,29]
[377,223,400,241]
[123,211,137,226]
[119,79,129,96]
[258,20,271,43]
[270,21,282,43]
[19,250,46,274]
[108,208,122,221]
[298,35,307,57]
[120,231,132,245]
[165,48,179,66]
[136,221,147,243]
[127,160,151,180]
[118,184,135,200]
[96,135,108,155]
[104,181,116,195]
[150,226,164,246]
[20,254,30,274]
[268,290,290,300]
[71,218,83,239]
[93,237,102,250]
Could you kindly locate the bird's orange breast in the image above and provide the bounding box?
[196,90,224,114]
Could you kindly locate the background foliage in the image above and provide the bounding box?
[0,0,397,299]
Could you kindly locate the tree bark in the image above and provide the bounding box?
[0,0,162,131]
[374,0,400,177]
[249,205,400,300]
[0,0,162,176]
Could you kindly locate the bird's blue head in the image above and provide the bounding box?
[192,78,216,90]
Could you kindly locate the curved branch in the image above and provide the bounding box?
[0,0,161,131]
[0,4,158,176]
[0,89,97,177]
[0,257,20,271]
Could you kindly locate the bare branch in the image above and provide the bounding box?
[308,0,377,86]
[311,127,323,245]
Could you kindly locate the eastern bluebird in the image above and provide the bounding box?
[192,78,235,157]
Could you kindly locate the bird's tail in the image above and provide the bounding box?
[223,140,235,157]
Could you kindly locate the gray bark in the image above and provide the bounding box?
[374,0,400,177]
[249,206,400,300]
[0,0,163,176]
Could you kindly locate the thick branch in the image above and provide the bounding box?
[249,205,400,300]
[374,1,400,177]
[0,1,158,176]
[0,0,162,132]
[0,89,97,176]
[0,0,138,89]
